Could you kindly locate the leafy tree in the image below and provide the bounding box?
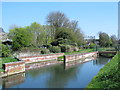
[99,32,111,47]
[111,35,118,47]
[46,11,84,46]
[46,11,70,40]
[9,28,32,51]
[1,44,11,57]
[26,22,46,47]
[55,27,74,40]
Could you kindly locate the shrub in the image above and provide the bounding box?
[1,44,11,57]
[89,42,96,48]
[49,46,61,53]
[41,49,50,54]
[59,44,73,52]
[73,46,79,51]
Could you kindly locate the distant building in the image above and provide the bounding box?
[85,38,99,45]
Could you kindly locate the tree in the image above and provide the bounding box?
[46,11,69,40]
[46,11,84,46]
[26,22,46,47]
[111,35,118,47]
[9,28,32,51]
[99,32,111,47]
[46,11,69,28]
[1,44,11,57]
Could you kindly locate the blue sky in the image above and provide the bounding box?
[2,2,118,38]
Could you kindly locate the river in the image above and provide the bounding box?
[0,57,111,88]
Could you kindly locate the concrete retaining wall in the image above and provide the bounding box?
[3,61,25,76]
[64,52,98,63]
[26,60,63,70]
[0,53,64,77]
[20,53,64,64]
[64,57,97,70]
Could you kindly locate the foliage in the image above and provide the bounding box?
[1,44,11,57]
[26,22,46,47]
[87,52,120,89]
[59,44,72,52]
[51,38,72,46]
[41,48,50,54]
[99,32,112,47]
[9,28,32,51]
[110,35,118,47]
[49,46,61,53]
[89,42,96,48]
[46,11,84,45]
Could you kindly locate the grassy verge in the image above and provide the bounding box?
[65,49,94,55]
[98,47,115,51]
[87,52,120,89]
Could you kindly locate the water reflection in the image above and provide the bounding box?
[93,57,111,66]
[47,64,79,88]
[1,73,25,88]
[0,57,111,88]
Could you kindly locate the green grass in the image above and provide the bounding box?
[65,49,94,55]
[98,47,115,51]
[87,52,120,89]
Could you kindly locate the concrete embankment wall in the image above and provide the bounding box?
[1,61,25,77]
[64,57,97,70]
[1,52,98,77]
[64,52,98,63]
[20,53,64,64]
[26,60,63,70]
[0,53,64,77]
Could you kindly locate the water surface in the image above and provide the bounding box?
[0,57,111,88]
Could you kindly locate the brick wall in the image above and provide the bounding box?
[20,53,64,64]
[64,52,98,63]
[3,61,25,76]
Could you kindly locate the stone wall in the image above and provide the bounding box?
[20,53,64,64]
[3,61,25,76]
[64,52,98,63]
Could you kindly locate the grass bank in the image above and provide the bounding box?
[65,49,94,55]
[87,52,120,89]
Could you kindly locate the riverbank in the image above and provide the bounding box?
[87,52,120,89]
[0,51,98,78]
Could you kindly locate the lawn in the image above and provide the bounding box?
[65,49,94,55]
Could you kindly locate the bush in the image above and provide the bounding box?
[72,46,79,51]
[89,42,96,48]
[49,46,61,53]
[1,44,11,57]
[41,49,50,54]
[59,44,72,52]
